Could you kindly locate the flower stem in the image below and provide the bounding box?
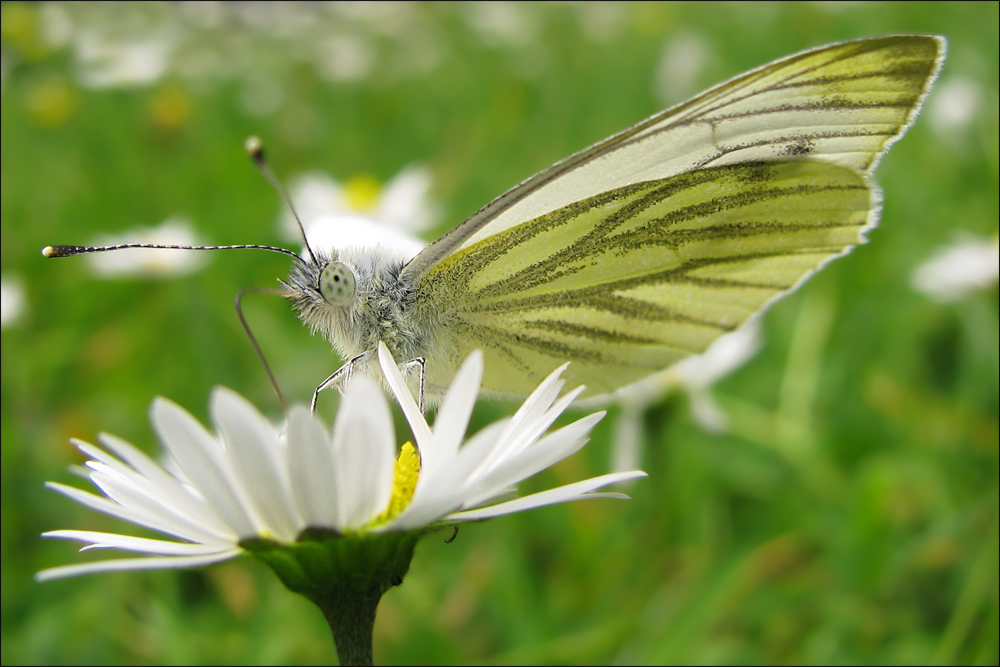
[244,529,425,667]
[315,585,381,666]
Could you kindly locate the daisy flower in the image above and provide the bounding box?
[39,346,644,663]
[911,233,999,303]
[279,166,438,261]
[84,218,209,278]
[586,322,761,472]
[1,274,26,329]
[73,24,178,89]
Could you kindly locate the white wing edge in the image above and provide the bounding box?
[864,34,947,175]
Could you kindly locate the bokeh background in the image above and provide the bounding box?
[2,2,997,664]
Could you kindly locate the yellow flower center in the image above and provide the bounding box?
[344,175,381,212]
[371,442,420,526]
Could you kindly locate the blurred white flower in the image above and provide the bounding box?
[38,346,643,581]
[74,28,177,89]
[668,322,763,431]
[279,167,438,261]
[239,76,285,117]
[911,234,999,302]
[464,2,538,48]
[178,1,227,30]
[25,2,550,94]
[1,274,26,329]
[315,34,376,83]
[586,323,762,472]
[927,77,983,136]
[40,4,75,48]
[575,2,628,43]
[655,32,711,105]
[85,218,210,278]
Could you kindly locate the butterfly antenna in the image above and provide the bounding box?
[41,243,301,259]
[244,136,317,265]
[236,286,292,411]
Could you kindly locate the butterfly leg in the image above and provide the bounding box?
[310,352,370,413]
[399,357,426,413]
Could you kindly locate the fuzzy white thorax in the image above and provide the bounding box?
[283,244,434,389]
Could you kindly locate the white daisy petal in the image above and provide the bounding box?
[45,482,221,545]
[151,397,257,537]
[474,366,571,477]
[383,353,638,532]
[36,550,241,582]
[95,434,232,536]
[563,492,632,501]
[210,387,299,541]
[71,439,126,470]
[443,418,511,487]
[383,490,463,532]
[77,439,233,541]
[286,405,337,528]
[500,364,568,444]
[447,471,647,522]
[43,531,231,555]
[462,413,605,508]
[403,464,456,526]
[493,385,586,468]
[84,465,230,544]
[330,376,396,530]
[430,350,483,462]
[377,342,431,445]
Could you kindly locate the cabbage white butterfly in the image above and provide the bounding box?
[45,36,945,409]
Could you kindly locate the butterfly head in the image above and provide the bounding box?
[283,246,414,362]
[284,251,357,321]
[318,260,356,306]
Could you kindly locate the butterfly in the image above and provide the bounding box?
[45,36,945,409]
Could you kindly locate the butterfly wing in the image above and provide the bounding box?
[405,35,944,397]
[404,36,944,282]
[415,160,868,396]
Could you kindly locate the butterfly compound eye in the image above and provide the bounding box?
[318,262,356,306]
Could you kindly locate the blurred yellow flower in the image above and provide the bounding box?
[25,79,77,128]
[149,84,192,129]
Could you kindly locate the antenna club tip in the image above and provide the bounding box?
[41,245,84,258]
[245,136,264,159]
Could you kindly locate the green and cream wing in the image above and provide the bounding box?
[407,35,944,398]
[402,35,944,283]
[416,160,871,397]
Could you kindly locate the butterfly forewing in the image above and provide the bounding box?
[417,161,871,397]
[403,35,944,284]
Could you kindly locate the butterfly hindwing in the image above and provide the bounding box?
[417,160,871,397]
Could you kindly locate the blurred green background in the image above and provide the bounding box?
[2,2,997,664]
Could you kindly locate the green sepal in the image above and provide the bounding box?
[241,527,436,665]
[241,527,426,601]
